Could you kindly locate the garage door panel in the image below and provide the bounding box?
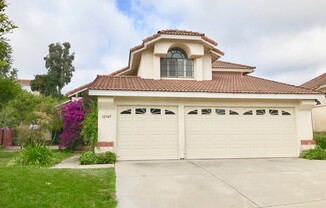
[188,147,297,158]
[117,106,178,160]
[119,142,176,149]
[118,150,177,160]
[186,107,297,159]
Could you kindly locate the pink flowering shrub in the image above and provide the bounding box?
[59,100,86,148]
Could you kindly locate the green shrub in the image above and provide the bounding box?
[300,147,326,160]
[79,151,99,165]
[79,151,116,165]
[14,125,45,147]
[81,101,98,149]
[13,143,55,167]
[314,133,326,149]
[98,152,117,164]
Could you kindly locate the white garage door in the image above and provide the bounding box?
[117,106,178,160]
[185,107,297,159]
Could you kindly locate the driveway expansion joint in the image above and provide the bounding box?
[261,198,326,208]
[187,160,261,208]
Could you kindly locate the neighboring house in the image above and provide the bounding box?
[67,29,323,160]
[17,79,39,95]
[17,79,32,92]
[301,73,326,132]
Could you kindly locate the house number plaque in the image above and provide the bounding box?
[102,115,111,118]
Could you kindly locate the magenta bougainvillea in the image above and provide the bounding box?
[59,100,86,148]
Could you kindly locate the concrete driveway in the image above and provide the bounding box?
[115,158,326,208]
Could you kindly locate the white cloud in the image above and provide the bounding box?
[7,0,142,93]
[128,0,326,85]
[228,26,326,83]
[5,0,326,93]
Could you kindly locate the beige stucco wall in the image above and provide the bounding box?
[154,40,204,58]
[137,49,154,79]
[96,97,116,153]
[312,104,326,132]
[96,96,316,156]
[296,100,316,151]
[137,39,213,81]
[202,53,212,80]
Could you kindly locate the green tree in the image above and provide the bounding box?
[0,40,16,78]
[8,91,43,125]
[0,76,21,110]
[0,0,17,78]
[31,42,75,96]
[45,42,75,93]
[30,74,58,97]
[6,89,61,127]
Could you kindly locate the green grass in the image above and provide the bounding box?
[0,151,117,208]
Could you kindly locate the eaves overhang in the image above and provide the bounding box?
[89,89,325,100]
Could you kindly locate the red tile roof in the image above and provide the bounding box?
[110,60,254,76]
[300,73,326,90]
[159,29,205,36]
[17,79,31,85]
[130,29,224,55]
[159,29,218,46]
[65,82,93,96]
[88,72,320,95]
[212,60,256,70]
[110,66,129,76]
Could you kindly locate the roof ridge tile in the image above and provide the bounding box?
[213,60,256,69]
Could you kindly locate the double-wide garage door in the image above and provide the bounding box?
[185,107,297,159]
[117,106,297,160]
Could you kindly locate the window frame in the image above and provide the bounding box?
[160,47,194,78]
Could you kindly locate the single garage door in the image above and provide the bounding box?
[185,107,297,159]
[117,106,178,160]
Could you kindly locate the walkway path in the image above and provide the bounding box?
[51,154,114,169]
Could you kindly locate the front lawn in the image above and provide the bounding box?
[0,151,117,208]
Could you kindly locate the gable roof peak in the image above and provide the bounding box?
[301,72,326,90]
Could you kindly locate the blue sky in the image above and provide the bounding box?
[6,0,326,92]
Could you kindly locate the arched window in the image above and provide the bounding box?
[160,47,194,78]
[167,48,187,59]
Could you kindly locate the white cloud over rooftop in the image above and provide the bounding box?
[6,0,326,92]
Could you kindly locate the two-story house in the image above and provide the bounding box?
[67,30,323,160]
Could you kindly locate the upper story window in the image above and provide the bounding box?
[160,48,194,78]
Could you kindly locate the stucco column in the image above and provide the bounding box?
[178,104,185,159]
[194,57,203,81]
[296,100,316,152]
[153,55,161,80]
[96,97,116,153]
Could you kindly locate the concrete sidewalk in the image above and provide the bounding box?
[51,154,114,169]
